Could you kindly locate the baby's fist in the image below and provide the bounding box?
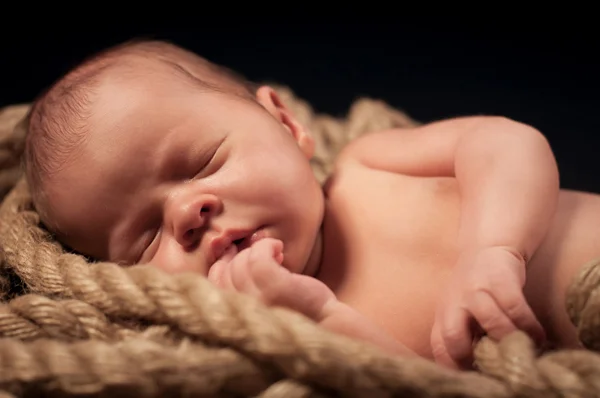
[208,238,335,321]
[208,237,284,298]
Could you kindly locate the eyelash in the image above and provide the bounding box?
[192,152,215,180]
[192,139,225,180]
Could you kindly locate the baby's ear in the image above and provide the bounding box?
[255,85,314,159]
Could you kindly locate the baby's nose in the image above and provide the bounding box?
[172,194,221,248]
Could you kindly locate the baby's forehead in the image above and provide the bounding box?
[89,63,193,123]
[99,57,191,93]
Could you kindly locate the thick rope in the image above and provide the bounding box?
[566,257,600,351]
[1,87,600,397]
[0,294,180,344]
[474,332,600,398]
[1,328,600,397]
[0,337,277,397]
[255,379,331,398]
[0,294,119,341]
[0,104,28,202]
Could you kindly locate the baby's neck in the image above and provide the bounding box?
[303,227,324,277]
[310,198,347,291]
[302,186,339,280]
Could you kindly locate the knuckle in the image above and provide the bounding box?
[503,296,527,320]
[246,246,263,266]
[481,284,528,322]
[479,314,507,333]
[430,340,447,360]
[245,252,283,297]
[256,237,275,252]
[234,248,251,266]
[441,325,464,345]
[229,259,248,290]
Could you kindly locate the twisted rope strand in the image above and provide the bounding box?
[2,89,600,397]
[0,337,275,397]
[0,294,119,341]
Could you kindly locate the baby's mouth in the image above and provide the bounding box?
[212,227,268,263]
[232,237,246,251]
[233,228,267,252]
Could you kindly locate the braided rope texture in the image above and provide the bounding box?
[1,87,599,397]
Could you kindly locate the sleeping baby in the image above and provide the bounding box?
[22,39,600,369]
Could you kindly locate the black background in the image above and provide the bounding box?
[2,23,598,192]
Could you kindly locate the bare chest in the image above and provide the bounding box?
[317,163,462,356]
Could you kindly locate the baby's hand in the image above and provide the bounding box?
[207,238,336,321]
[430,246,546,369]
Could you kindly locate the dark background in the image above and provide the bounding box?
[2,23,599,192]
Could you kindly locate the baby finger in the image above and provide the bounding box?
[207,259,232,290]
[431,306,473,369]
[492,283,546,345]
[229,248,261,296]
[467,290,517,341]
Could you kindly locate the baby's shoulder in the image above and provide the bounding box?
[324,132,389,193]
[331,131,381,173]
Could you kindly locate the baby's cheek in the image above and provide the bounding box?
[150,245,208,275]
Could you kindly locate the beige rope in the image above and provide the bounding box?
[566,257,600,351]
[0,294,119,341]
[255,380,330,398]
[2,327,600,397]
[0,337,276,397]
[475,331,600,398]
[0,104,28,202]
[1,86,600,397]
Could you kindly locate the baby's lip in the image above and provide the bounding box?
[208,228,263,264]
[236,228,268,251]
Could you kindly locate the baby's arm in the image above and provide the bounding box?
[338,116,560,367]
[318,299,418,357]
[208,238,417,358]
[339,116,559,259]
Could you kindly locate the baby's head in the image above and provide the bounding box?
[23,40,325,277]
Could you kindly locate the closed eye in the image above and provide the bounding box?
[192,136,226,180]
[136,227,161,264]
